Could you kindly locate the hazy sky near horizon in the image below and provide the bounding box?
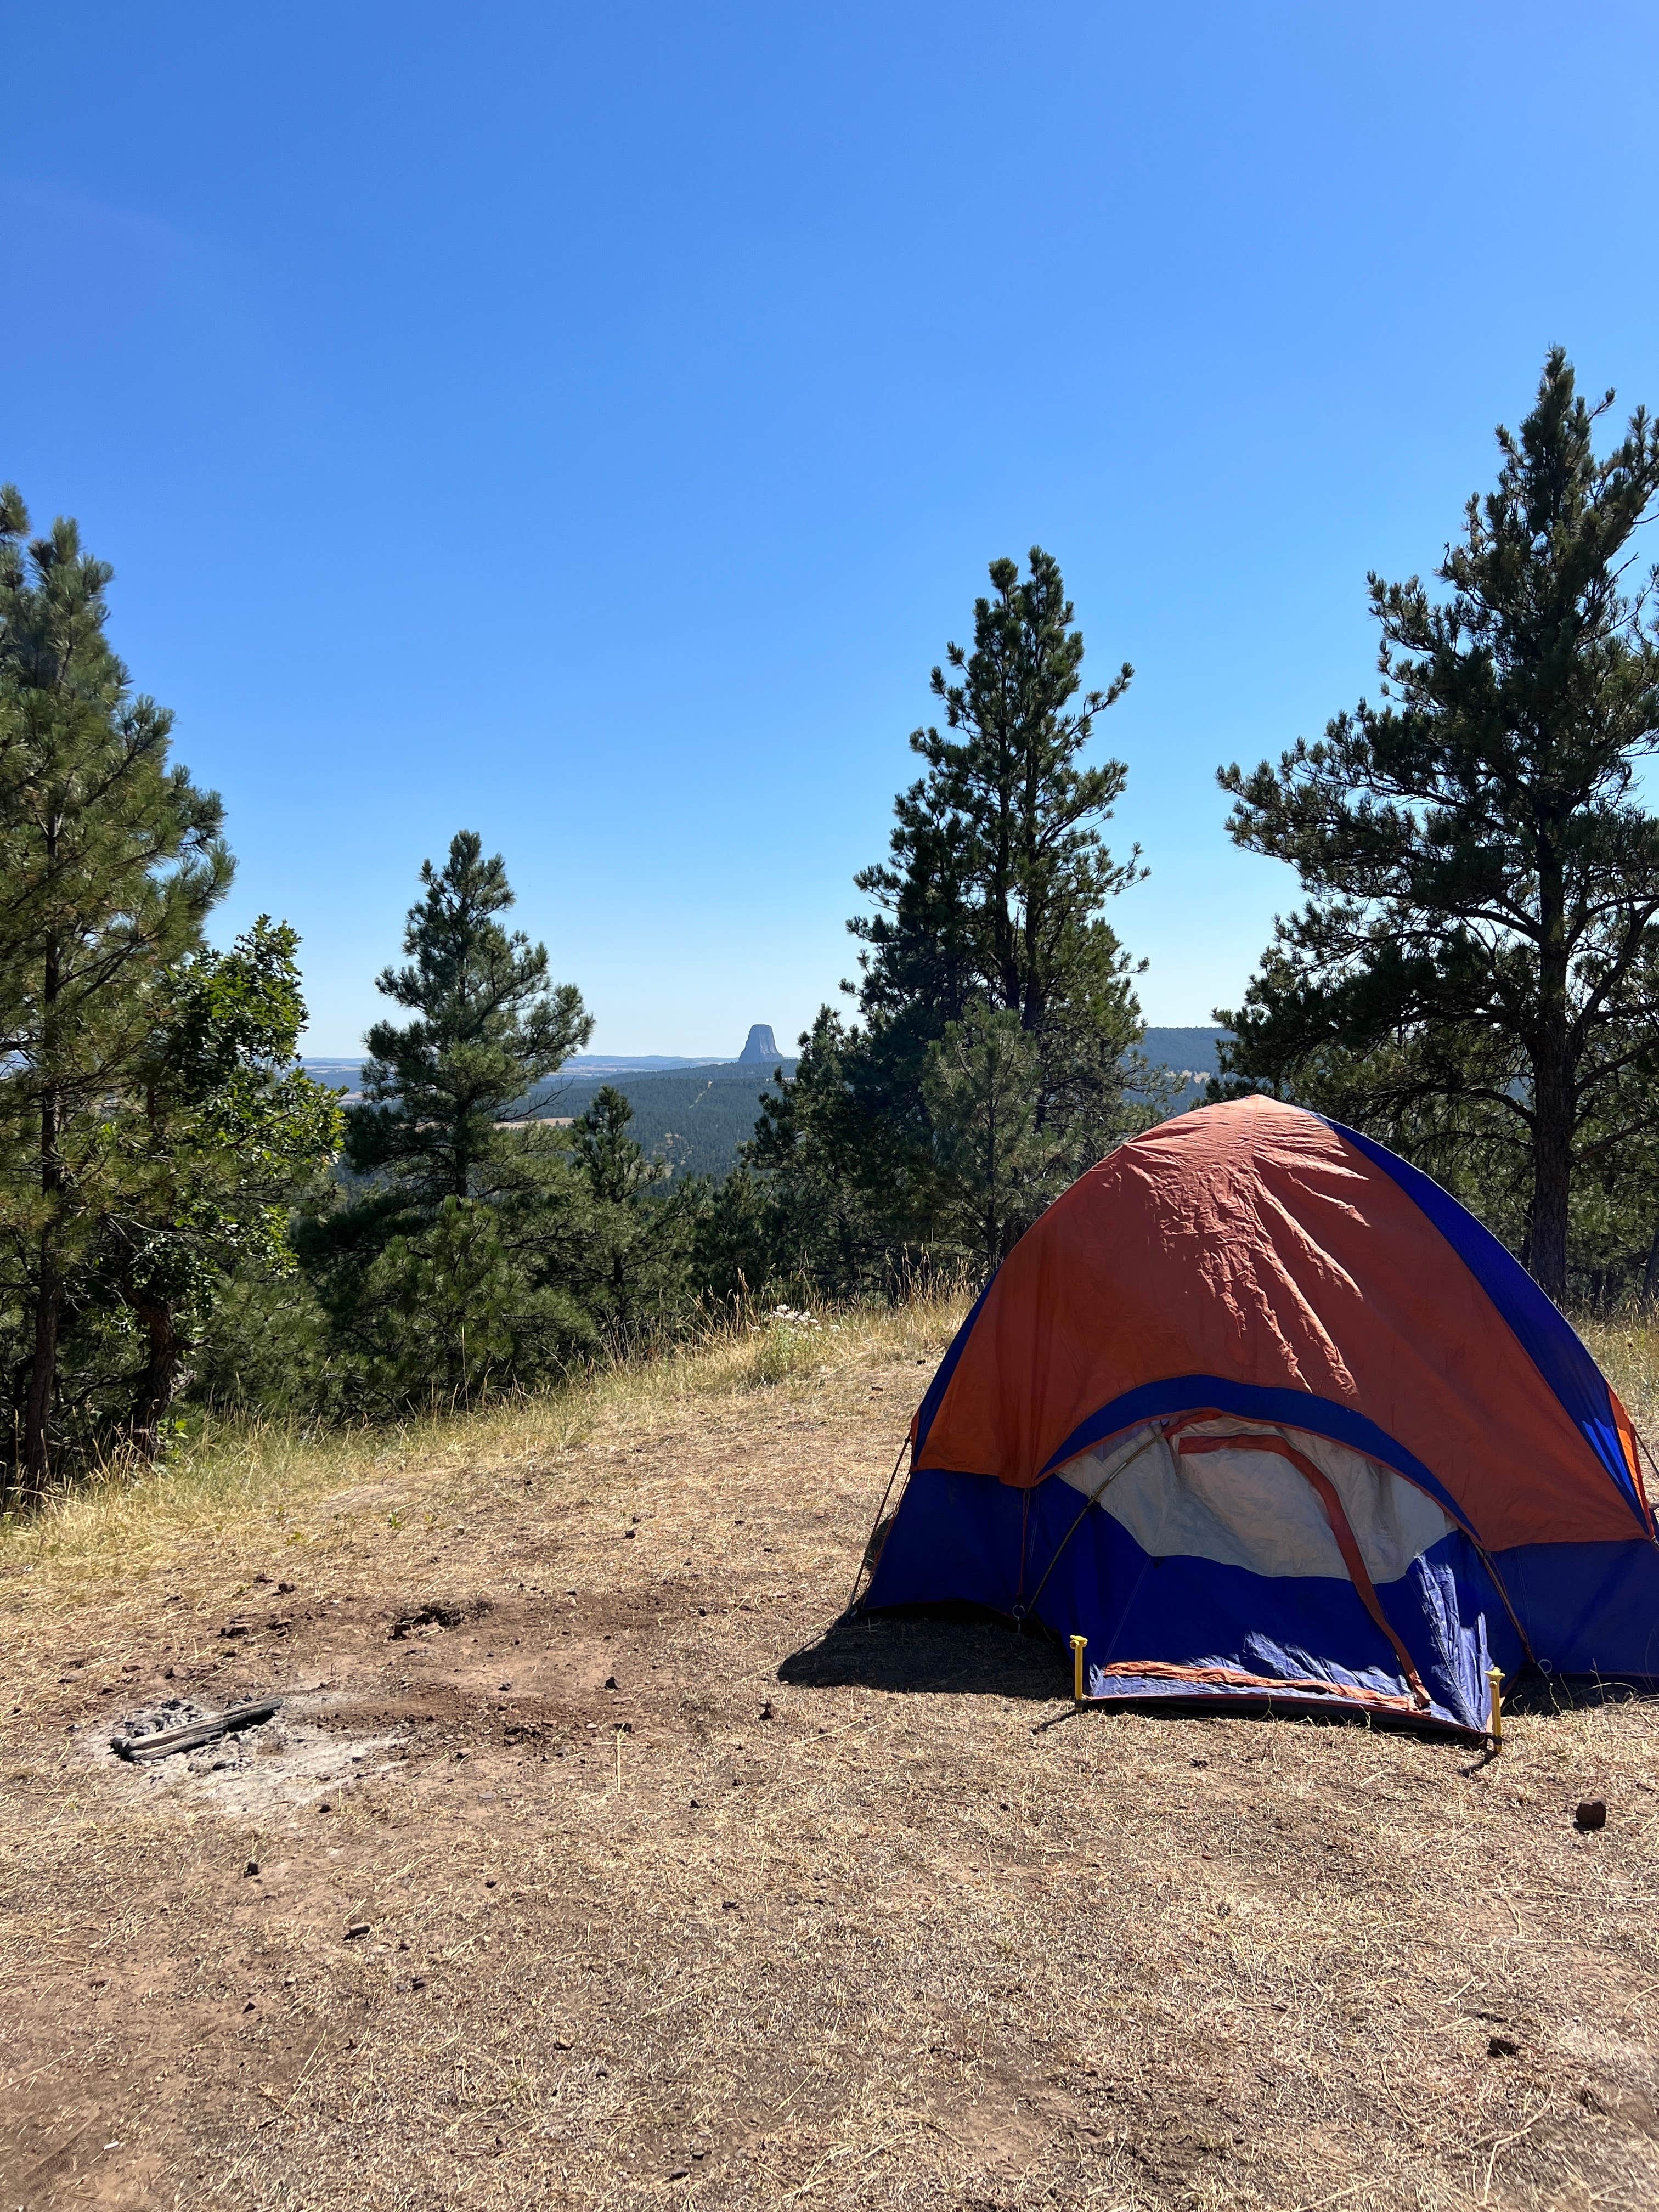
[6,4,1659,1056]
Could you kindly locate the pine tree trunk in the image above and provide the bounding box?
[1526,870,1573,1301]
[126,1296,182,1460]
[1642,1216,1659,1307]
[22,1246,60,1498]
[23,1187,63,1497]
[1526,1091,1572,1300]
[22,951,64,1496]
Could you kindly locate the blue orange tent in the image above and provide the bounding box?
[861,1097,1659,1733]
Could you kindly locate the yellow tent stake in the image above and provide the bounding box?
[1070,1634,1088,1709]
[1487,1665,1504,1749]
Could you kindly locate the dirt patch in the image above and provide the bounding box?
[3,1344,1659,2209]
[388,1595,491,1638]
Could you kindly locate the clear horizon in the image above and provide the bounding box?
[7,4,1658,1056]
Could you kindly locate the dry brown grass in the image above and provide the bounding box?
[1582,1313,1659,1440]
[1,1296,1657,2211]
[0,1294,953,1603]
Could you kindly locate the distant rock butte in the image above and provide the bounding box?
[738,1024,781,1062]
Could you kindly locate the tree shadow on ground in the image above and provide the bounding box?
[777,1603,1069,1701]
[1504,1672,1659,1718]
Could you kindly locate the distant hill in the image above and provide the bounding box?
[524,1058,795,1181]
[300,1058,368,1097]
[301,1030,785,1101]
[1141,1026,1228,1079]
[301,1028,795,1182]
[303,1025,1229,1181]
[565,1053,735,1072]
[1136,1026,1231,1110]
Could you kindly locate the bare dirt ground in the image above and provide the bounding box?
[2,1316,1658,2210]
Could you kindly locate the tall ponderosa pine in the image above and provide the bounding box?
[345,831,591,1204]
[0,489,230,1489]
[300,834,600,1407]
[851,545,1144,1079]
[1218,351,1659,1299]
[747,549,1153,1281]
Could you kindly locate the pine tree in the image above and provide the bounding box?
[97,919,343,1452]
[0,489,229,1490]
[1218,351,1659,1299]
[751,550,1153,1288]
[566,1086,697,1337]
[851,545,1144,1085]
[344,831,591,1206]
[920,1005,1056,1267]
[301,834,598,1403]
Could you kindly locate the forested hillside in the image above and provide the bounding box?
[528,1059,798,1182]
[304,1029,1225,1182]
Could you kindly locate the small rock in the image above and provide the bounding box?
[1575,1799,1608,1832]
[623,1528,636,1539]
[243,1859,260,1877]
[670,2169,690,2182]
[344,1922,370,1941]
[721,1900,738,1911]
[318,1801,332,1813]
[485,1878,497,1889]
[243,1999,256,2012]
[689,1797,702,1809]
[1488,2035,1519,2058]
[605,1676,619,1691]
[759,1700,774,1721]
[410,1974,427,1990]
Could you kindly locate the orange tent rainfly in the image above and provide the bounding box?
[860,1097,1659,1733]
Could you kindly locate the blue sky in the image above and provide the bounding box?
[6,3,1659,1055]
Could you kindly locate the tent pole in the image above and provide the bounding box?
[845,1430,912,1615]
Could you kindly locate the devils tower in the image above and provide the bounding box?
[738,1024,781,1062]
